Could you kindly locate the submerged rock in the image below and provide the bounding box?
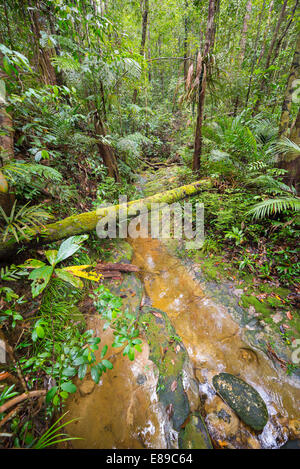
[140,306,191,432]
[179,413,213,449]
[212,373,268,431]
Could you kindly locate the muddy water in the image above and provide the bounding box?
[131,235,300,448]
[65,313,169,449]
[65,234,299,449]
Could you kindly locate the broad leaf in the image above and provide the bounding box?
[55,235,89,264]
[55,269,83,289]
[45,250,58,266]
[28,266,54,298]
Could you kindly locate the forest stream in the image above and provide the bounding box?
[64,176,300,450]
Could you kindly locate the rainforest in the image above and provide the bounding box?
[0,0,299,452]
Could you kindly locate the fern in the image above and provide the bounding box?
[0,202,53,242]
[247,197,300,219]
[51,54,81,71]
[2,162,63,183]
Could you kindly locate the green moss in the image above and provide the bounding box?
[241,294,272,316]
[179,413,213,449]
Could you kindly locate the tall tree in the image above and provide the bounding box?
[133,0,149,103]
[254,0,288,112]
[239,0,252,63]
[279,33,300,138]
[0,53,15,215]
[192,0,217,172]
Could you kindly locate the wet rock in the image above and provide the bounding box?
[205,395,240,439]
[212,373,268,431]
[136,374,147,385]
[139,306,192,432]
[238,348,259,365]
[79,379,96,397]
[288,419,300,439]
[179,413,213,449]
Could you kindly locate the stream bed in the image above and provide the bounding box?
[64,172,299,449]
[64,233,299,449]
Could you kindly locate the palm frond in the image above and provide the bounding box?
[247,197,300,219]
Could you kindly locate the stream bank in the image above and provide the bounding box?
[64,170,299,449]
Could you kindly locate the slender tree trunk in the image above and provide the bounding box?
[270,0,299,67]
[279,109,300,192]
[133,0,149,104]
[192,0,216,172]
[254,0,288,113]
[28,0,57,86]
[94,115,120,182]
[245,0,266,106]
[240,0,252,63]
[0,53,15,214]
[183,0,189,82]
[279,33,300,137]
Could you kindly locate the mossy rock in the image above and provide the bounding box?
[241,294,272,316]
[140,306,190,431]
[179,413,213,449]
[108,239,133,264]
[108,273,143,317]
[212,373,268,431]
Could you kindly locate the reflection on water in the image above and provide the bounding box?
[65,234,299,449]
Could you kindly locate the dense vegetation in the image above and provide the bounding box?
[0,0,299,449]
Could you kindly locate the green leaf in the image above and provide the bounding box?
[28,265,54,298]
[55,235,89,264]
[91,365,101,383]
[100,345,108,358]
[61,382,77,393]
[35,325,45,339]
[101,359,113,370]
[128,348,135,361]
[46,386,58,404]
[78,364,87,380]
[62,367,76,377]
[60,391,69,399]
[55,269,83,289]
[45,250,58,266]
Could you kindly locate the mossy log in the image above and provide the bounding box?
[0,178,212,259]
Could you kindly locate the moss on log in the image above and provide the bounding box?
[0,179,212,259]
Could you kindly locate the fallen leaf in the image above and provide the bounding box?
[151,311,163,319]
[286,311,293,320]
[171,380,177,392]
[218,440,228,448]
[166,403,174,419]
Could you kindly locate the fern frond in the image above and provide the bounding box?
[247,197,300,219]
[2,162,63,182]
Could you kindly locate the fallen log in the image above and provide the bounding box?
[0,178,212,259]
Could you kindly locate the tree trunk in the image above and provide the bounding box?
[133,0,149,104]
[245,0,266,106]
[94,115,120,182]
[240,0,252,62]
[254,0,288,113]
[183,0,189,82]
[192,0,217,172]
[279,33,300,138]
[0,53,15,215]
[28,1,57,86]
[279,109,300,192]
[0,179,212,259]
